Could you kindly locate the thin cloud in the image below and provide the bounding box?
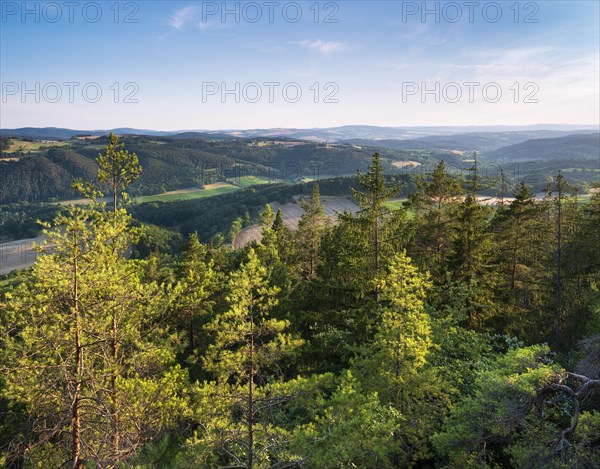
[291,40,347,55]
[169,6,199,30]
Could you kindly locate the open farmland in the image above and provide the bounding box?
[134,182,239,203]
[234,196,359,248]
[4,139,68,154]
[0,235,48,275]
[231,176,276,187]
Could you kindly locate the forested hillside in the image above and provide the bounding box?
[489,133,600,161]
[0,135,434,204]
[0,147,98,203]
[1,132,598,206]
[1,135,599,468]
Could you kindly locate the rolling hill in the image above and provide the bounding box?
[487,133,600,162]
[343,130,600,153]
[0,135,434,204]
[3,124,598,142]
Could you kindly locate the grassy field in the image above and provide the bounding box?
[384,199,408,210]
[230,176,276,188]
[135,183,240,203]
[5,139,68,153]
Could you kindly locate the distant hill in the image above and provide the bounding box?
[3,125,598,142]
[0,135,427,204]
[0,147,98,202]
[1,128,598,204]
[0,127,91,140]
[0,127,178,140]
[344,130,600,153]
[488,133,600,162]
[170,132,238,140]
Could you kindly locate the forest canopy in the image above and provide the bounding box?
[1,136,599,468]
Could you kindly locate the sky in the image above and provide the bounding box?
[1,0,599,130]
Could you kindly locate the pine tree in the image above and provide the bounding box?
[447,192,496,329]
[195,248,302,467]
[492,181,549,339]
[229,217,243,249]
[410,160,463,280]
[349,152,403,301]
[351,251,444,464]
[373,250,433,386]
[0,136,186,467]
[271,207,292,262]
[97,132,143,461]
[561,182,600,338]
[297,184,330,279]
[292,371,399,468]
[174,233,218,357]
[257,204,278,263]
[544,171,580,351]
[0,207,186,468]
[97,132,142,214]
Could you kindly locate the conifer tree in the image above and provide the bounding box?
[0,135,185,468]
[352,251,445,464]
[349,152,403,301]
[257,204,278,263]
[492,181,549,338]
[0,206,186,468]
[229,217,243,249]
[544,171,579,351]
[298,184,330,279]
[174,233,218,357]
[271,207,292,262]
[97,132,142,214]
[447,192,496,329]
[194,248,302,467]
[410,160,463,280]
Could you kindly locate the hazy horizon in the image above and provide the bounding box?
[3,123,600,134]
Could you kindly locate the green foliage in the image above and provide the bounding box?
[350,251,451,465]
[0,202,60,241]
[361,250,433,389]
[297,184,330,279]
[203,248,300,383]
[2,136,599,468]
[292,371,400,468]
[432,345,561,467]
[189,248,303,466]
[0,206,187,467]
[229,216,243,247]
[95,132,142,211]
[505,410,600,469]
[350,152,405,297]
[409,160,464,279]
[491,182,551,339]
[131,223,183,259]
[172,233,219,366]
[447,193,498,329]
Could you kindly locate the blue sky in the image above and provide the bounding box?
[1,1,599,130]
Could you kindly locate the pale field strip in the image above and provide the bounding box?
[0,236,48,275]
[3,191,593,274]
[159,182,231,195]
[392,161,422,168]
[234,196,359,248]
